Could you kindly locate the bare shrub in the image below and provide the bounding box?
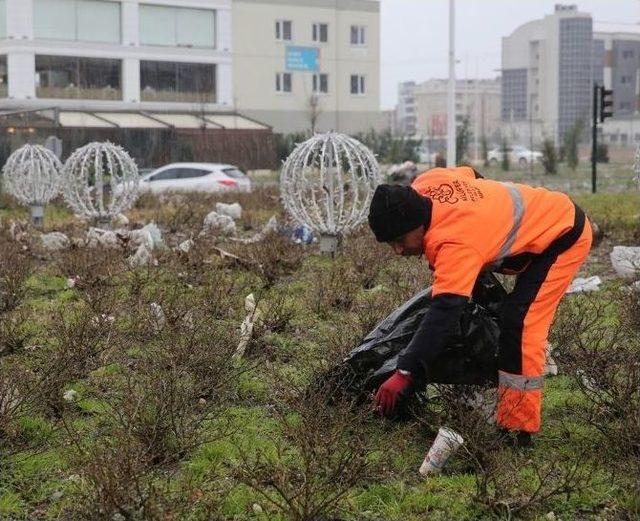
[426,385,606,518]
[67,440,226,521]
[0,308,33,356]
[233,376,379,521]
[63,304,241,518]
[554,294,640,459]
[0,361,42,441]
[56,246,126,313]
[342,230,395,290]
[229,231,306,287]
[29,304,118,417]
[0,232,33,314]
[306,260,361,318]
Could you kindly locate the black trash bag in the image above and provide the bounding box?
[316,273,506,404]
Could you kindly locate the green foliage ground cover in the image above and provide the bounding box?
[0,176,638,520]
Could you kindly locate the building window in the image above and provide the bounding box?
[312,23,328,43]
[313,73,328,94]
[620,101,632,110]
[609,134,618,143]
[140,5,216,48]
[140,61,216,103]
[0,55,6,98]
[621,133,628,144]
[276,20,292,41]
[621,75,632,84]
[35,55,121,100]
[350,25,365,46]
[34,0,121,43]
[622,50,634,59]
[350,74,365,95]
[276,72,292,93]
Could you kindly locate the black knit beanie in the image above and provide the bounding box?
[368,184,431,243]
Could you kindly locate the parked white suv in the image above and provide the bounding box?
[487,146,542,167]
[116,163,252,195]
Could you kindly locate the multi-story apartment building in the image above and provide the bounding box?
[413,78,501,148]
[593,22,640,147]
[232,0,381,134]
[396,81,416,136]
[501,4,593,144]
[0,0,233,111]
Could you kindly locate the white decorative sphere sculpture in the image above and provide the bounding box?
[280,132,381,252]
[62,142,139,224]
[2,144,63,227]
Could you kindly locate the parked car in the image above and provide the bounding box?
[115,163,252,195]
[487,145,542,167]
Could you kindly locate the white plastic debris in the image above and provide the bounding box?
[149,302,166,332]
[543,343,558,376]
[41,232,69,252]
[9,220,28,242]
[460,390,496,425]
[86,227,119,249]
[128,228,153,250]
[177,239,194,253]
[142,222,164,249]
[576,369,598,393]
[419,427,464,476]
[129,223,164,251]
[128,244,152,267]
[66,277,78,289]
[113,213,130,228]
[91,314,115,326]
[566,275,602,294]
[202,211,237,236]
[216,202,242,220]
[233,293,262,361]
[610,246,640,279]
[63,389,79,402]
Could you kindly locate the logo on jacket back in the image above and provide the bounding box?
[425,180,485,204]
[425,183,458,204]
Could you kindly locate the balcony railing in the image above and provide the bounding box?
[36,86,122,100]
[140,89,215,103]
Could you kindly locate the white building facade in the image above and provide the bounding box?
[414,78,501,145]
[593,22,640,148]
[232,0,381,134]
[501,4,593,145]
[0,0,233,112]
[395,80,416,136]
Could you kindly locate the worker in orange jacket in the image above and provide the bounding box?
[368,166,592,446]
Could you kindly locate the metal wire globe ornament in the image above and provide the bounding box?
[280,132,381,253]
[62,142,140,226]
[1,144,63,228]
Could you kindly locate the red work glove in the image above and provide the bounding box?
[374,370,413,418]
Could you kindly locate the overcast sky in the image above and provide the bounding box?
[380,0,640,109]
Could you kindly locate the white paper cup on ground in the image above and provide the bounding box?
[419,426,464,476]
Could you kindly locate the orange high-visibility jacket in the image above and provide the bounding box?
[411,167,577,297]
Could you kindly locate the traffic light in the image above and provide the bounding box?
[599,87,613,122]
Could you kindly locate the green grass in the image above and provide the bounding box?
[0,187,637,520]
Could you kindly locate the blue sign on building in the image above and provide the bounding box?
[285,46,319,72]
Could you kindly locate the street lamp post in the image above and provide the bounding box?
[447,0,456,167]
